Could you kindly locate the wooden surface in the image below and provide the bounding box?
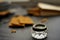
[27,7,60,16]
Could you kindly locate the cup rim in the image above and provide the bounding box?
[33,23,47,29]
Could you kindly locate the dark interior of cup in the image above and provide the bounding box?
[35,24,45,27]
[33,24,46,31]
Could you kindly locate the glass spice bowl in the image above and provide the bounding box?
[31,24,48,40]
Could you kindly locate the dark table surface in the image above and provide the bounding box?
[0,7,60,40]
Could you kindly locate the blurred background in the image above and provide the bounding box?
[0,0,60,40]
[3,0,60,8]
